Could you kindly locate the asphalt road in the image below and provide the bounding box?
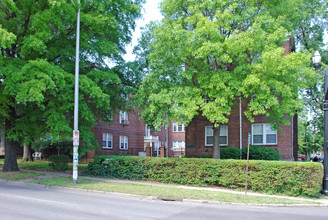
[1,182,328,220]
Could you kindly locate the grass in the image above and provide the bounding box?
[29,176,322,205]
[0,171,44,181]
[0,158,88,172]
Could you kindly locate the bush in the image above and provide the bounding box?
[33,140,72,159]
[242,145,281,160]
[48,155,69,171]
[85,155,323,197]
[221,147,240,159]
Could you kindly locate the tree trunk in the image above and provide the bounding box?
[2,121,19,172]
[21,143,33,162]
[213,125,221,159]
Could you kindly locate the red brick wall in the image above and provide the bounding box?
[186,101,295,160]
[167,123,186,157]
[93,107,147,157]
[89,107,186,159]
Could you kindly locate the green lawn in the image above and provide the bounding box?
[29,176,323,205]
[0,171,44,181]
[0,158,88,171]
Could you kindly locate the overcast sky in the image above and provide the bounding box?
[123,0,163,62]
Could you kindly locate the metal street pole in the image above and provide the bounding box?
[313,51,328,196]
[322,69,328,195]
[72,0,80,184]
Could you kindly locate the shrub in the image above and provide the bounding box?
[221,147,240,159]
[85,155,323,197]
[33,140,72,159]
[242,145,281,160]
[48,155,69,171]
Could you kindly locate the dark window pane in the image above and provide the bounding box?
[253,135,263,144]
[207,136,213,145]
[220,136,227,145]
[266,134,276,144]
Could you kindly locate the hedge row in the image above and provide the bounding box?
[48,155,69,171]
[85,155,323,197]
[221,146,281,160]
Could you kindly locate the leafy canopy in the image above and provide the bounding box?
[134,0,317,129]
[0,0,144,155]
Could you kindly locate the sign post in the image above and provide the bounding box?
[245,133,251,195]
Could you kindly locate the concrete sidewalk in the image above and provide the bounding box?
[5,169,326,206]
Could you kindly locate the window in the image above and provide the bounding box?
[205,125,228,146]
[172,141,185,151]
[173,122,185,132]
[102,133,113,149]
[252,124,277,145]
[119,111,128,125]
[145,124,151,136]
[119,136,128,149]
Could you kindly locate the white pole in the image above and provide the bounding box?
[72,0,80,184]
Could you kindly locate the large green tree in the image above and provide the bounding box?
[0,0,144,171]
[134,0,318,159]
[294,0,327,155]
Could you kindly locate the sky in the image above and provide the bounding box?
[123,0,163,62]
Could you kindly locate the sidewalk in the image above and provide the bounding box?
[5,169,327,206]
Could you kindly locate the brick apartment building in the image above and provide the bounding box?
[83,105,186,161]
[185,100,298,161]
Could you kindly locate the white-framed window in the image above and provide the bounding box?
[119,111,128,125]
[252,123,277,145]
[102,133,113,149]
[173,122,185,132]
[172,141,185,151]
[145,124,151,136]
[119,136,128,149]
[205,125,228,146]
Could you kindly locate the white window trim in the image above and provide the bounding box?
[173,122,185,132]
[102,133,113,149]
[172,141,185,152]
[251,123,277,145]
[119,111,128,124]
[205,125,228,146]
[119,136,128,150]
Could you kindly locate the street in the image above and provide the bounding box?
[0,182,328,220]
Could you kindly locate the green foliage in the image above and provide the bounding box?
[133,0,319,158]
[32,140,73,159]
[86,155,323,197]
[242,146,281,161]
[0,0,145,170]
[48,155,69,171]
[221,147,240,159]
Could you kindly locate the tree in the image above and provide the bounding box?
[0,0,144,171]
[134,0,318,159]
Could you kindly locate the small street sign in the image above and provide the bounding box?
[248,133,251,145]
[73,154,79,163]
